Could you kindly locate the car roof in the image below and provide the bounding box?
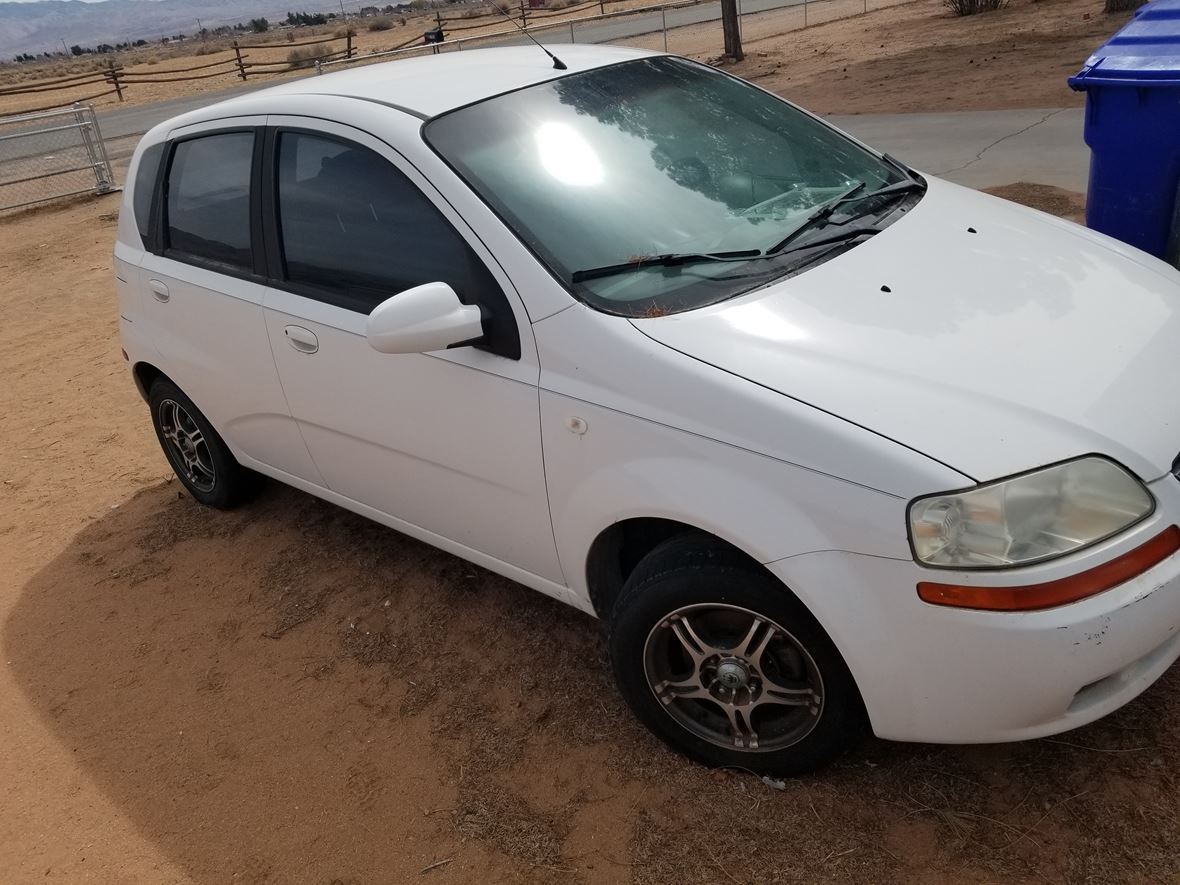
[224,44,660,119]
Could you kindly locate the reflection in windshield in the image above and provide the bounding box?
[425,56,910,316]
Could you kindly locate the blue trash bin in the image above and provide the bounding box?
[1070,0,1180,264]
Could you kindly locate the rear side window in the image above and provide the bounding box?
[165,132,254,271]
[132,142,164,248]
[275,131,491,313]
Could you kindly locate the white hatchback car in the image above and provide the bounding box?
[115,45,1180,774]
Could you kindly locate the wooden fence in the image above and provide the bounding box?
[0,0,809,113]
[343,0,637,57]
[0,33,355,113]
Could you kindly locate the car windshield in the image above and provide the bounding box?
[425,56,912,317]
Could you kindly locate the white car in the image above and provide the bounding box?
[114,44,1180,774]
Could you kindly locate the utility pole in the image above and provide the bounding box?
[60,38,69,55]
[196,17,204,37]
[339,0,346,17]
[720,0,743,60]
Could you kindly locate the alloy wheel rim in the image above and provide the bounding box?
[158,399,216,493]
[643,603,824,752]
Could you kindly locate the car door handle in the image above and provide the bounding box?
[284,325,319,354]
[148,279,170,303]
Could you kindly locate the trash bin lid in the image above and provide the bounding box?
[1070,0,1180,89]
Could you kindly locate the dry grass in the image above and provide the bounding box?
[286,45,323,69]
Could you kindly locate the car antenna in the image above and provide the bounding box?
[492,2,567,69]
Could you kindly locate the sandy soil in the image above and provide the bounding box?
[1,0,1133,117]
[623,0,1133,114]
[7,183,1180,885]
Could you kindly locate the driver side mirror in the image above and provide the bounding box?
[366,282,484,355]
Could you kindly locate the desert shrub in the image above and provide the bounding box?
[1104,0,1146,10]
[944,0,1006,14]
[287,45,322,68]
[368,16,395,30]
[334,25,357,37]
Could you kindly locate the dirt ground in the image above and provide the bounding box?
[7,180,1180,885]
[636,0,1131,114]
[1,0,1132,117]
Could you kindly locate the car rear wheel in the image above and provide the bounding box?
[148,378,260,509]
[608,533,864,775]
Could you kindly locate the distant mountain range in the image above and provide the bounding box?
[0,0,353,58]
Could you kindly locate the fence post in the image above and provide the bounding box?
[520,0,528,27]
[721,0,743,59]
[346,31,354,58]
[569,20,575,42]
[106,60,124,102]
[599,0,605,12]
[232,41,247,80]
[661,5,668,51]
[73,103,114,194]
[804,0,808,26]
[88,104,115,194]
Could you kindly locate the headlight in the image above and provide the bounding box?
[909,456,1154,569]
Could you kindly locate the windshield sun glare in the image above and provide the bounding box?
[426,57,919,317]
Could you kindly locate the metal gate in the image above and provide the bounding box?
[0,103,117,212]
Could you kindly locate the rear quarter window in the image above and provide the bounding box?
[132,142,164,248]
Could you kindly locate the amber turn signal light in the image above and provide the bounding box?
[917,525,1180,612]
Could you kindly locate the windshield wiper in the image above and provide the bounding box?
[770,223,884,257]
[767,179,925,255]
[761,181,865,255]
[837,178,926,210]
[570,249,762,283]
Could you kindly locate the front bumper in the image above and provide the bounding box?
[768,473,1180,744]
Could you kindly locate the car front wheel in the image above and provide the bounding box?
[608,533,864,775]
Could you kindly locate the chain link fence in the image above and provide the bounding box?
[0,104,117,212]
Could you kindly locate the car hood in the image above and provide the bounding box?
[633,177,1180,484]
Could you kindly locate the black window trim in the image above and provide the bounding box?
[155,125,269,285]
[261,123,521,360]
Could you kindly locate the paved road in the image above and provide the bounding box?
[834,108,1088,192]
[89,0,1092,193]
[96,82,273,141]
[99,95,1089,193]
[524,0,803,45]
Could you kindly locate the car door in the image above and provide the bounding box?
[258,119,565,587]
[137,118,322,483]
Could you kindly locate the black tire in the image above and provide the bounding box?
[608,533,864,776]
[148,378,261,509]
